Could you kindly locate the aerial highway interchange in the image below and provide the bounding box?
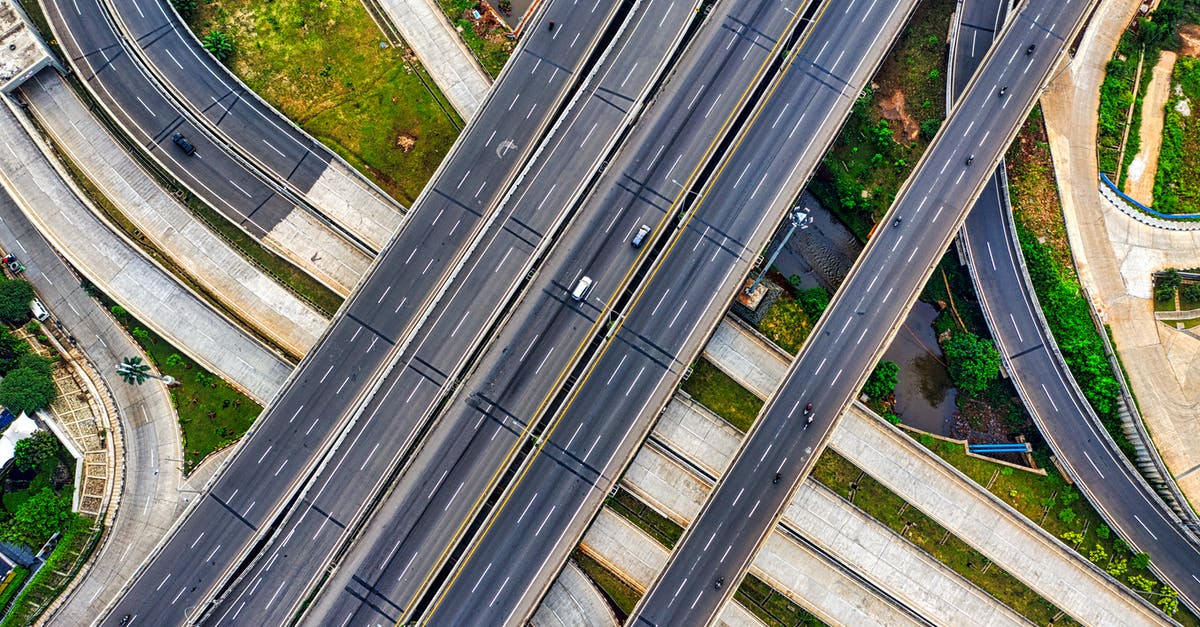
[15,0,1199,622]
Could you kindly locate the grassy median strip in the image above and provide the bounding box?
[188,0,461,205]
[735,573,823,627]
[680,359,763,432]
[811,449,1074,625]
[571,549,641,620]
[914,434,1200,624]
[606,487,684,549]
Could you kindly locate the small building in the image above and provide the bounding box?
[0,412,42,470]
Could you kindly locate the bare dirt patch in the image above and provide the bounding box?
[1126,50,1177,204]
[878,89,919,142]
[1180,23,1200,57]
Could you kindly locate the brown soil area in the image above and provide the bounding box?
[878,89,919,142]
[1126,50,1176,205]
[1180,24,1200,57]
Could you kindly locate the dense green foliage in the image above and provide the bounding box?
[1097,0,1200,178]
[0,488,72,549]
[942,332,1002,396]
[0,355,57,416]
[0,280,34,325]
[1153,57,1200,214]
[0,515,95,627]
[0,328,28,375]
[170,0,196,18]
[12,431,58,473]
[1016,224,1130,456]
[796,287,830,319]
[863,360,899,399]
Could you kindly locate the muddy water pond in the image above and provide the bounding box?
[883,301,957,436]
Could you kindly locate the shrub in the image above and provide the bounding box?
[12,431,59,473]
[1056,508,1077,525]
[0,280,35,324]
[1181,283,1200,305]
[1106,559,1128,577]
[797,287,830,319]
[203,30,235,62]
[0,362,58,415]
[0,488,71,549]
[1128,574,1156,593]
[919,119,941,141]
[1060,530,1084,545]
[170,0,196,18]
[0,327,29,375]
[1096,524,1111,540]
[165,353,186,369]
[109,305,126,318]
[1131,552,1151,570]
[1088,544,1108,564]
[862,360,899,399]
[942,331,1001,396]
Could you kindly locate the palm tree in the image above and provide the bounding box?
[116,356,176,386]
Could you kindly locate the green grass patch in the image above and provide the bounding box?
[757,295,814,355]
[1153,56,1200,214]
[734,573,822,627]
[438,0,515,78]
[571,550,641,620]
[189,0,461,205]
[680,359,763,432]
[107,304,262,472]
[914,434,1200,624]
[810,449,1073,625]
[809,0,953,240]
[0,516,98,627]
[605,487,684,549]
[0,567,30,617]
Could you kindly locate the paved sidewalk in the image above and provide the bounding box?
[0,97,292,403]
[0,187,189,626]
[377,0,492,118]
[21,70,328,358]
[1040,0,1200,511]
[831,407,1168,626]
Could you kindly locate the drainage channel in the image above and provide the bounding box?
[404,0,825,621]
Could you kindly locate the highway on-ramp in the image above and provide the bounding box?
[104,0,626,621]
[955,0,1200,611]
[628,0,1108,623]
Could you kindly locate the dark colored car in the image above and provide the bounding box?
[172,133,196,156]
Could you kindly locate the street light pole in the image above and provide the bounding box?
[745,206,812,296]
[115,356,176,386]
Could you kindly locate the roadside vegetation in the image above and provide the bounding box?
[809,0,953,239]
[605,487,683,548]
[1096,0,1200,182]
[186,0,461,205]
[103,300,262,471]
[914,432,1199,623]
[811,449,1074,624]
[1153,55,1200,214]
[437,0,515,77]
[1006,109,1132,459]
[680,359,763,432]
[1154,268,1200,311]
[0,516,98,627]
[570,550,640,619]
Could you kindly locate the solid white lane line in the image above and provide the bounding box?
[652,289,671,316]
[1133,515,1159,540]
[704,93,723,119]
[1083,451,1105,479]
[257,446,272,464]
[517,493,539,524]
[535,506,556,536]
[987,241,997,270]
[535,347,555,374]
[519,335,539,362]
[1040,383,1059,411]
[1010,313,1024,342]
[444,482,464,511]
[669,300,688,327]
[489,576,511,607]
[472,563,493,593]
[607,354,628,385]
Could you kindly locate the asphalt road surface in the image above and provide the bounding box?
[629,0,1107,623]
[956,0,1200,611]
[104,0,625,622]
[291,0,815,623]
[198,0,704,622]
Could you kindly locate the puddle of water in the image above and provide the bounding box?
[883,301,957,436]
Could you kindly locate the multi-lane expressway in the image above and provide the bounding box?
[105,0,627,621]
[626,0,1177,624]
[955,0,1200,612]
[294,0,825,623]
[198,0,709,621]
[286,0,927,623]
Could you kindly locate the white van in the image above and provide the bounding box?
[29,298,49,322]
[571,276,593,301]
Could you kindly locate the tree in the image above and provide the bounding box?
[1131,552,1151,570]
[0,280,35,324]
[0,327,28,375]
[919,119,941,141]
[12,431,58,473]
[117,356,151,385]
[165,353,186,369]
[862,360,899,399]
[203,30,235,62]
[0,365,57,415]
[1,488,71,549]
[797,287,830,319]
[170,0,196,18]
[942,332,1001,396]
[1181,282,1200,306]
